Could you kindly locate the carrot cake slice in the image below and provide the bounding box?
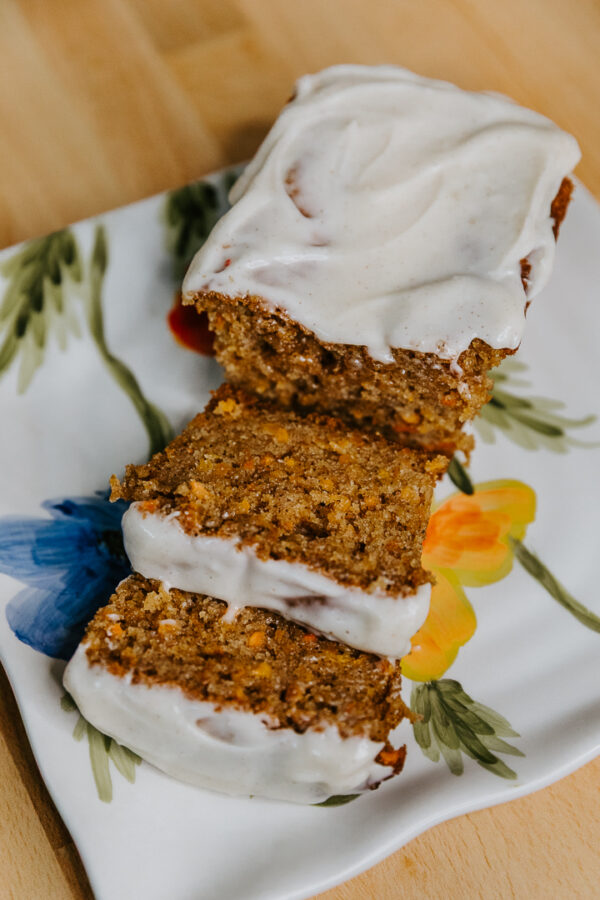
[181,64,580,456]
[63,575,411,803]
[110,385,446,657]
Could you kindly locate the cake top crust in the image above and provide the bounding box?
[183,64,580,362]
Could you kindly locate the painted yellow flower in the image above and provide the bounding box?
[402,480,536,681]
[402,571,476,681]
[423,480,536,586]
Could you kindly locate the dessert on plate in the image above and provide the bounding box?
[64,575,411,804]
[111,384,446,657]
[64,63,580,804]
[182,65,580,456]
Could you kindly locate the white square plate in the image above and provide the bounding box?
[0,170,599,900]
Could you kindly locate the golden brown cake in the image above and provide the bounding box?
[181,66,579,457]
[63,574,411,803]
[188,303,505,456]
[111,384,446,657]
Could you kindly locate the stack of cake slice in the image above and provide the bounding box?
[64,65,579,803]
[111,385,446,657]
[65,387,444,802]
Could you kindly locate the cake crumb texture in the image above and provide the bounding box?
[112,385,446,595]
[84,574,411,745]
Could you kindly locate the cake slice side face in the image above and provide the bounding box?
[193,295,507,455]
[111,386,444,656]
[182,64,579,454]
[63,575,409,803]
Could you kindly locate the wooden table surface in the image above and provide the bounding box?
[1,1,599,897]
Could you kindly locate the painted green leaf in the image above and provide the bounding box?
[1,225,172,456]
[480,734,525,757]
[429,689,460,750]
[439,697,494,736]
[61,693,142,802]
[452,720,498,765]
[164,167,243,280]
[411,680,522,779]
[314,794,360,807]
[468,701,520,738]
[72,715,87,742]
[60,692,77,713]
[413,720,437,760]
[511,538,600,633]
[477,358,599,452]
[108,739,142,783]
[87,721,113,803]
[448,456,474,494]
[0,229,83,391]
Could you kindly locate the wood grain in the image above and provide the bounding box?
[0,1,598,898]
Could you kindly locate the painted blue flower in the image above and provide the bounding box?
[0,493,130,660]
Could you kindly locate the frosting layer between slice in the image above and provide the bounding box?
[123,504,430,658]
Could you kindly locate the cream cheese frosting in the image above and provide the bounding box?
[182,64,580,363]
[63,644,394,803]
[122,503,430,658]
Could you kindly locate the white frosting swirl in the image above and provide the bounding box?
[183,64,580,362]
[63,645,394,803]
[122,504,430,658]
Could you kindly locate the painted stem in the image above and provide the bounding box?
[87,227,173,456]
[511,538,600,633]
